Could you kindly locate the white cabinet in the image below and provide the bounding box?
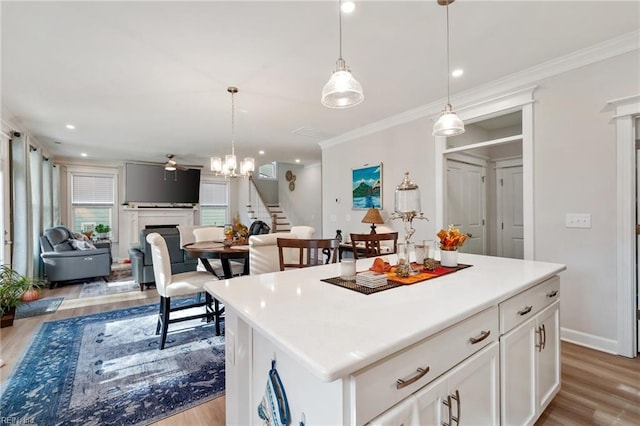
[354,307,498,424]
[499,276,560,426]
[369,342,499,426]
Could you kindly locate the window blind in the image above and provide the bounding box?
[200,181,227,206]
[72,175,114,204]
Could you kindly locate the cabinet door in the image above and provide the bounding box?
[537,301,560,412]
[368,394,419,426]
[447,342,499,425]
[414,374,448,425]
[500,317,537,426]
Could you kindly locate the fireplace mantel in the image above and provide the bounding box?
[118,207,198,259]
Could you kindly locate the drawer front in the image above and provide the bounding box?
[499,276,560,334]
[352,306,498,425]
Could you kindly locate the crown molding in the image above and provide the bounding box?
[319,30,640,150]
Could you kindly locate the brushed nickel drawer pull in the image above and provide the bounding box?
[536,326,543,352]
[547,290,558,298]
[396,366,430,390]
[517,306,532,316]
[442,394,452,426]
[541,323,547,350]
[468,330,491,344]
[452,389,460,424]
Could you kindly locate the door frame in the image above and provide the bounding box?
[609,94,639,357]
[435,87,535,260]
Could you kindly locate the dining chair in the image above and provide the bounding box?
[146,232,220,349]
[277,238,339,271]
[193,227,245,277]
[349,232,399,259]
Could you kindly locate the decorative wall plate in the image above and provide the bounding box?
[285,170,293,181]
[289,181,295,191]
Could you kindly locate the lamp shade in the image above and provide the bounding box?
[361,207,384,234]
[433,105,465,137]
[321,60,364,108]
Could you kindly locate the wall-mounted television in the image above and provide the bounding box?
[125,162,201,204]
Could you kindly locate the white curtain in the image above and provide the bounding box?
[10,134,58,279]
[10,133,31,276]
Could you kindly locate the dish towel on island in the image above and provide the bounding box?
[257,360,291,426]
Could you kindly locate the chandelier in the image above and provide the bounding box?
[321,0,364,108]
[210,86,255,177]
[432,0,465,137]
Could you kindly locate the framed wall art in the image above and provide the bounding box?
[352,163,382,209]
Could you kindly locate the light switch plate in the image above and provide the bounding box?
[565,213,591,228]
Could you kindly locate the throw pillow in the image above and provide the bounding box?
[70,239,95,250]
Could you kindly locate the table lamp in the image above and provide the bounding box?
[361,207,384,234]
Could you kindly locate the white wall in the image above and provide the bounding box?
[278,162,322,235]
[321,49,640,354]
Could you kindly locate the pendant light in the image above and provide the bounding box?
[433,0,465,137]
[210,87,255,178]
[321,0,364,108]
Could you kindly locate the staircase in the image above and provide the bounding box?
[246,178,292,233]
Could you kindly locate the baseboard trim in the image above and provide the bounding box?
[561,327,619,355]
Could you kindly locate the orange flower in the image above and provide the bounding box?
[438,225,469,251]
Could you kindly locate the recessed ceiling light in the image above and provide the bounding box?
[342,1,356,14]
[452,69,464,78]
[66,124,75,129]
[80,153,88,157]
[295,159,301,163]
[259,150,265,155]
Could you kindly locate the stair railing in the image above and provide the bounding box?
[247,176,274,229]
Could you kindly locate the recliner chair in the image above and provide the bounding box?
[40,226,111,287]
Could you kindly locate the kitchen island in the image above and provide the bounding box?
[204,252,566,425]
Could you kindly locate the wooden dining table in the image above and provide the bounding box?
[182,241,250,279]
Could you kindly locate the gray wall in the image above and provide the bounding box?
[321,49,640,353]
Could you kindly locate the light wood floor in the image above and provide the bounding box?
[1,281,639,425]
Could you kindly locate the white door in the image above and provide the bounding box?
[497,165,524,259]
[0,133,10,266]
[446,159,486,255]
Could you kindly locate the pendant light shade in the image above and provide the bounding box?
[321,0,364,108]
[433,104,465,137]
[432,0,465,137]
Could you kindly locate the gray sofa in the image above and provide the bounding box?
[129,227,198,291]
[40,226,112,287]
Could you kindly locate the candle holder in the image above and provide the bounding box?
[390,172,428,275]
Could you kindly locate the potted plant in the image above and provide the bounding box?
[0,265,43,327]
[95,224,111,239]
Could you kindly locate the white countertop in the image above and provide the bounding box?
[204,253,565,382]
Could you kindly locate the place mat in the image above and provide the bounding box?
[321,277,403,295]
[385,262,472,285]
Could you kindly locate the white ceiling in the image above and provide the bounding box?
[2,1,638,168]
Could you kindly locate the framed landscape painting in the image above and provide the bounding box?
[352,164,382,209]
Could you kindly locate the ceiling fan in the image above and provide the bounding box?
[163,154,189,171]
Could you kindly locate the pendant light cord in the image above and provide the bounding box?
[446,0,451,107]
[231,89,235,156]
[338,0,343,60]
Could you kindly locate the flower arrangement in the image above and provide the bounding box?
[437,225,469,251]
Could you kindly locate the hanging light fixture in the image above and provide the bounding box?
[210,87,255,178]
[321,0,364,108]
[433,0,465,137]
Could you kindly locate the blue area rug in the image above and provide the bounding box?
[15,297,64,319]
[0,299,225,425]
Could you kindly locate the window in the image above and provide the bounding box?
[200,181,229,226]
[257,162,277,180]
[70,173,116,237]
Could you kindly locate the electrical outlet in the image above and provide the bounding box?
[565,213,591,228]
